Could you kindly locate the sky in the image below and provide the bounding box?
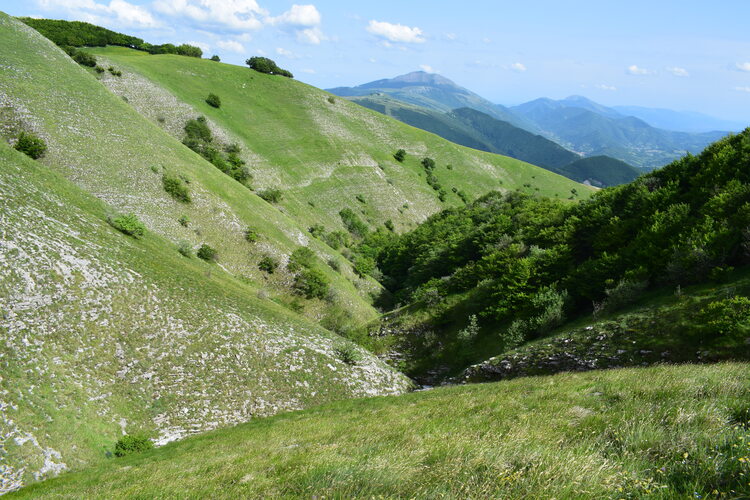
[3,0,750,122]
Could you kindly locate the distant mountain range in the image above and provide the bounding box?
[611,105,747,134]
[329,71,738,171]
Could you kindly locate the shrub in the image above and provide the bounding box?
[210,55,220,62]
[384,219,394,232]
[72,50,97,67]
[94,65,104,74]
[288,247,316,272]
[293,268,330,299]
[162,174,191,203]
[393,149,406,162]
[323,230,350,250]
[177,240,192,257]
[205,93,221,108]
[258,188,283,203]
[245,56,293,78]
[603,279,647,312]
[108,213,145,238]
[308,224,325,238]
[327,259,340,272]
[334,344,360,365]
[339,208,369,238]
[356,194,366,204]
[114,434,153,457]
[197,244,217,262]
[184,116,212,143]
[327,96,335,104]
[457,314,480,342]
[178,215,190,227]
[244,228,259,243]
[14,131,47,159]
[698,296,750,337]
[353,255,376,277]
[421,157,436,171]
[258,255,279,274]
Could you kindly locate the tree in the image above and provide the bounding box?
[205,93,221,108]
[210,55,220,62]
[245,57,293,78]
[393,149,406,162]
[14,131,47,159]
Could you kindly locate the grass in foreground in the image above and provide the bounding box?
[12,363,750,499]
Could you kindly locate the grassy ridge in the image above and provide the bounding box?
[11,363,750,498]
[86,45,589,235]
[0,140,410,492]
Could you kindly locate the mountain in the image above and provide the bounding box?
[511,97,728,169]
[558,155,641,187]
[612,105,746,133]
[348,95,639,187]
[328,71,539,132]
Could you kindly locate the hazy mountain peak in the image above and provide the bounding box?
[388,70,459,87]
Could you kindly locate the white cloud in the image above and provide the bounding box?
[367,20,425,43]
[735,86,750,93]
[481,37,491,44]
[510,62,526,72]
[444,32,457,41]
[36,0,158,27]
[268,4,326,44]
[627,64,652,75]
[368,57,377,63]
[153,0,265,32]
[736,62,750,72]
[419,64,434,73]
[186,40,210,52]
[666,66,689,77]
[595,84,617,91]
[300,68,315,74]
[217,39,245,53]
[276,47,299,58]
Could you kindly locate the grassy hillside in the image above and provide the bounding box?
[11,363,750,498]
[0,13,383,327]
[84,46,586,236]
[0,142,411,493]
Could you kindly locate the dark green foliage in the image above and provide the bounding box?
[108,213,145,238]
[108,67,122,77]
[559,156,641,187]
[205,93,221,108]
[421,157,436,171]
[339,208,369,238]
[308,224,325,238]
[183,118,251,185]
[245,57,293,78]
[327,96,336,104]
[288,247,316,272]
[21,18,143,48]
[197,244,217,262]
[178,215,190,227]
[323,230,350,250]
[114,435,153,457]
[698,296,750,337]
[258,188,283,203]
[94,65,104,74]
[177,241,192,257]
[258,255,279,274]
[14,131,47,159]
[210,55,220,61]
[244,228,259,243]
[333,344,360,365]
[356,194,366,204]
[162,174,191,203]
[374,129,750,330]
[384,219,394,232]
[293,268,330,300]
[72,50,97,67]
[393,149,406,162]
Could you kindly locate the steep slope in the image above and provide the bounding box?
[328,71,538,132]
[82,48,586,236]
[512,97,728,169]
[613,105,746,133]
[0,13,380,327]
[558,155,641,186]
[0,142,411,493]
[11,363,750,498]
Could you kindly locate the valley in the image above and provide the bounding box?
[1,8,749,499]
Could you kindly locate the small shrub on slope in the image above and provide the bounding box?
[258,188,283,204]
[205,93,221,108]
[162,174,191,203]
[114,435,153,457]
[293,268,330,300]
[393,149,406,162]
[259,255,279,274]
[108,213,145,238]
[14,131,47,159]
[197,244,217,262]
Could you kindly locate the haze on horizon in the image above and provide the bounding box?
[3,0,749,123]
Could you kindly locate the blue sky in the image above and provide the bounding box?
[4,0,750,121]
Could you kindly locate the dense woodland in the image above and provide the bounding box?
[339,130,750,352]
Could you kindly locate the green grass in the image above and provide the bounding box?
[86,45,590,235]
[10,363,750,499]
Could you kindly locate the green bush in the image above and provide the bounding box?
[259,255,279,274]
[177,240,192,257]
[162,174,191,203]
[339,208,369,238]
[293,268,330,299]
[333,344,360,365]
[205,93,221,108]
[108,213,145,238]
[197,244,217,262]
[245,56,293,78]
[210,55,220,62]
[698,296,750,337]
[72,50,97,67]
[421,157,436,171]
[184,116,212,143]
[178,215,190,227]
[288,247,316,272]
[244,228,259,243]
[393,149,406,162]
[94,65,105,74]
[258,188,283,203]
[114,434,153,457]
[14,131,47,159]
